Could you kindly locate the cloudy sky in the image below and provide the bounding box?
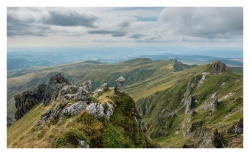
[7,7,243,49]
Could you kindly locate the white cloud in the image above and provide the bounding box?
[158,7,243,39]
[7,7,243,47]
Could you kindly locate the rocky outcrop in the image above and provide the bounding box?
[184,95,192,114]
[205,61,229,74]
[182,110,194,137]
[198,74,206,87]
[114,76,125,94]
[183,77,196,114]
[192,127,216,148]
[59,85,78,96]
[135,92,158,116]
[200,97,218,111]
[41,108,54,120]
[78,139,89,148]
[182,127,220,148]
[135,116,145,131]
[94,83,108,94]
[171,59,185,71]
[14,84,47,120]
[35,78,94,130]
[74,80,91,102]
[62,101,88,116]
[86,102,114,119]
[43,73,70,106]
[227,117,243,134]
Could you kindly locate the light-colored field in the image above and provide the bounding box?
[7,72,36,89]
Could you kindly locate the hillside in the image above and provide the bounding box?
[8,58,201,119]
[136,61,243,148]
[7,59,243,148]
[7,74,153,148]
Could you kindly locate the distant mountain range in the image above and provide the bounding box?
[7,51,243,73]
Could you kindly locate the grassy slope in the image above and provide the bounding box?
[8,58,241,119]
[137,69,243,147]
[7,103,46,147]
[7,59,243,148]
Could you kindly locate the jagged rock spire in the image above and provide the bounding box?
[74,80,91,101]
[43,73,69,106]
[114,76,125,94]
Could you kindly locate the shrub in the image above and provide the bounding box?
[51,128,88,148]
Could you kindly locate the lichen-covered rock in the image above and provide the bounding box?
[184,95,192,114]
[41,108,53,120]
[60,85,78,96]
[227,117,243,134]
[94,83,109,93]
[74,80,91,102]
[86,102,114,119]
[114,76,125,94]
[198,74,206,86]
[78,139,89,148]
[51,107,64,120]
[43,73,70,106]
[183,77,196,114]
[14,84,47,120]
[194,127,215,148]
[182,111,194,137]
[43,83,66,106]
[201,97,218,111]
[105,102,115,119]
[62,101,88,116]
[86,103,105,118]
[64,94,75,100]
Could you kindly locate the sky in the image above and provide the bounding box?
[7,7,243,50]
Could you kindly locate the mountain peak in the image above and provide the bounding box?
[205,60,230,73]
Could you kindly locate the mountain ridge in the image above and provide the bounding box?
[7,59,243,148]
[135,61,243,148]
[7,74,153,148]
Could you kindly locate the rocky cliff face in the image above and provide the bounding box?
[13,73,70,121]
[135,92,158,117]
[171,59,184,71]
[183,77,198,114]
[14,84,47,120]
[171,59,198,72]
[43,73,70,106]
